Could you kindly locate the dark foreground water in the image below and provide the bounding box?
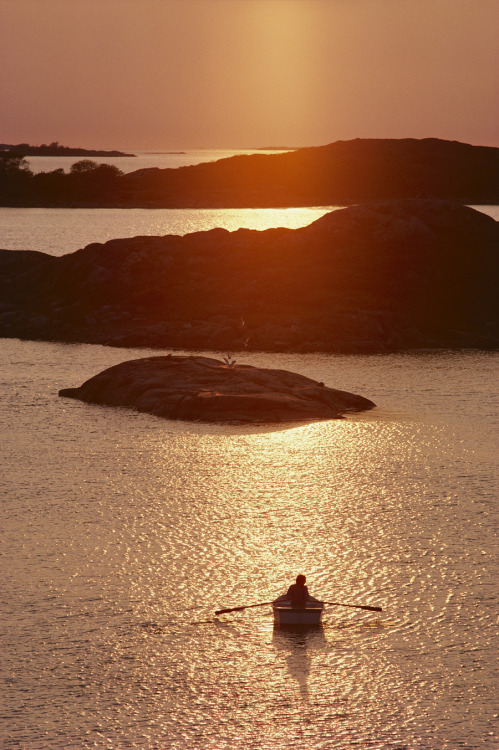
[1,340,497,749]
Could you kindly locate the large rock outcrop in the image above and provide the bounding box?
[1,200,498,352]
[59,355,375,423]
[120,138,499,207]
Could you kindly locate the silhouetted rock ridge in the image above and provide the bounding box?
[1,138,498,206]
[1,200,498,352]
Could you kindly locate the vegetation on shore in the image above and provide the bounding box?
[0,153,125,205]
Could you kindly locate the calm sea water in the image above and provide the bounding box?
[1,151,498,749]
[2,341,498,749]
[25,148,293,175]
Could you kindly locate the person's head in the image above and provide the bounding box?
[296,574,306,586]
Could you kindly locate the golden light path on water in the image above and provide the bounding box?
[2,343,497,748]
[0,206,338,256]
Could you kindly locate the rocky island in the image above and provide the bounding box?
[1,200,498,354]
[1,138,498,206]
[0,141,134,157]
[120,137,499,207]
[59,355,375,423]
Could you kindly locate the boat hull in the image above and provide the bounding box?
[273,603,324,627]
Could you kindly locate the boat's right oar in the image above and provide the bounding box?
[325,601,382,612]
[215,601,273,616]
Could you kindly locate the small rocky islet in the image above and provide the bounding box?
[58,354,375,424]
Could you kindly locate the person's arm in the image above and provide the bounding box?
[305,587,323,603]
[273,586,292,604]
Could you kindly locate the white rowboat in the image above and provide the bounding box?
[273,601,324,627]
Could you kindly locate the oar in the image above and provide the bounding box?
[325,601,382,612]
[215,601,273,616]
[215,600,382,616]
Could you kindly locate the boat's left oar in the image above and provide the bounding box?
[325,601,382,612]
[215,601,273,616]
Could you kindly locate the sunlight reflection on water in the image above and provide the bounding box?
[2,341,498,748]
[0,206,338,255]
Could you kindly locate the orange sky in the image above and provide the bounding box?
[1,0,498,150]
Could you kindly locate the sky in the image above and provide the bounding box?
[1,0,498,150]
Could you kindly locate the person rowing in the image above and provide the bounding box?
[273,574,323,608]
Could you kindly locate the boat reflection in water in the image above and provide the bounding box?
[272,620,328,700]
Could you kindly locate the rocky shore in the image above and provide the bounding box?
[59,355,375,423]
[1,200,498,353]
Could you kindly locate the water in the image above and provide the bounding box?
[2,341,498,749]
[1,150,498,748]
[0,206,339,256]
[25,148,293,175]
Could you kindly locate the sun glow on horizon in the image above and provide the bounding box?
[2,0,498,149]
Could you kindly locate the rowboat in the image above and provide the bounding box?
[272,600,324,627]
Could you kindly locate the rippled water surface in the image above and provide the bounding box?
[2,341,497,749]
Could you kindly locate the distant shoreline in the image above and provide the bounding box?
[0,142,135,157]
[1,138,498,207]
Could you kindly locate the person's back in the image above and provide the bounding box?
[274,574,322,608]
[287,580,309,607]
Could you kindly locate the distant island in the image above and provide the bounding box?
[0,138,498,206]
[0,141,135,157]
[146,151,186,155]
[1,200,497,353]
